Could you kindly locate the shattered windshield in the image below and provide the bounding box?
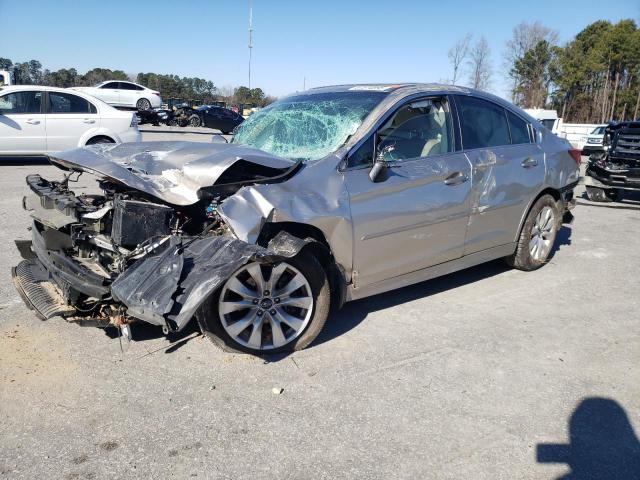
[231,91,388,161]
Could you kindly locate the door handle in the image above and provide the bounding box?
[521,157,538,168]
[83,119,96,124]
[444,171,469,186]
[25,119,40,125]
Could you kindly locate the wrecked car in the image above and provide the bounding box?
[12,84,580,354]
[584,121,640,202]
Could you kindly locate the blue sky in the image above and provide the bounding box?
[1,0,638,99]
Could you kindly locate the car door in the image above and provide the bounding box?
[454,95,545,254]
[98,82,121,105]
[45,91,99,152]
[118,82,138,108]
[344,96,472,287]
[0,90,46,154]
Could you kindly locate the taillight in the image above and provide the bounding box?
[152,92,161,96]
[568,149,582,165]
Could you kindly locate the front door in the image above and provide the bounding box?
[344,96,472,288]
[98,82,121,105]
[0,90,46,154]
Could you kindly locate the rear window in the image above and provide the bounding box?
[49,92,97,114]
[507,110,531,144]
[457,95,510,149]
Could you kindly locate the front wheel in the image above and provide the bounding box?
[506,194,560,271]
[196,251,330,354]
[188,114,201,127]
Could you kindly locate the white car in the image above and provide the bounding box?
[581,124,607,155]
[0,85,141,156]
[71,81,162,110]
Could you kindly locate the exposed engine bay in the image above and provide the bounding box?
[12,142,308,334]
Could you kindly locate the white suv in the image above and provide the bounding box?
[0,85,141,156]
[71,81,162,110]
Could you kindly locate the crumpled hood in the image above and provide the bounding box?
[48,141,295,205]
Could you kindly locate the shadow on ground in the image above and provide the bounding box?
[102,226,573,362]
[537,397,640,479]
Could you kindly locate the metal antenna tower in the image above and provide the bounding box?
[248,0,253,90]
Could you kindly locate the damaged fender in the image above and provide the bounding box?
[111,231,315,331]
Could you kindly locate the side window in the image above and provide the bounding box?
[48,92,97,114]
[0,91,42,114]
[133,84,144,91]
[120,82,139,90]
[101,82,120,89]
[348,97,453,168]
[507,110,531,144]
[457,95,510,149]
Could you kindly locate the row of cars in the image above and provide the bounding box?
[0,81,244,156]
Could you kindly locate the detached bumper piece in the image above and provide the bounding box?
[12,259,76,320]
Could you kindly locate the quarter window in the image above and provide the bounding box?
[457,95,510,149]
[0,91,42,114]
[507,110,531,144]
[48,92,97,114]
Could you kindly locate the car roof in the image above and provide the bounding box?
[1,85,91,93]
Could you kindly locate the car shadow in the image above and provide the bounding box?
[101,226,572,361]
[537,397,640,479]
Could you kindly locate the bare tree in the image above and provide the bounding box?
[448,34,472,85]
[504,21,558,101]
[468,36,492,91]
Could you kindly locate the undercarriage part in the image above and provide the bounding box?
[12,259,76,320]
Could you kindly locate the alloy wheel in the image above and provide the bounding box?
[529,206,556,261]
[218,262,314,351]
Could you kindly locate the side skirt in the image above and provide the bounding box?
[346,243,516,301]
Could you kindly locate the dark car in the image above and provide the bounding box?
[584,121,640,202]
[190,106,244,133]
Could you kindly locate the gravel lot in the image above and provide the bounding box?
[1,131,639,479]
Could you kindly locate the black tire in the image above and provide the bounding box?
[586,186,613,202]
[188,114,201,127]
[506,194,560,271]
[196,250,330,355]
[86,136,115,145]
[136,98,151,111]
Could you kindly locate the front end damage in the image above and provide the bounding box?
[12,142,311,335]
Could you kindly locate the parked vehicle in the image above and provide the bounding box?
[188,105,244,133]
[135,108,174,126]
[12,84,579,354]
[524,108,563,135]
[0,85,140,155]
[581,124,607,155]
[71,81,162,111]
[0,70,12,86]
[584,121,640,202]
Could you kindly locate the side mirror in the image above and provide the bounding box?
[369,144,394,182]
[211,133,228,144]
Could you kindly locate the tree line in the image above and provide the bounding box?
[448,19,640,123]
[0,58,273,107]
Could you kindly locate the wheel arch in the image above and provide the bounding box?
[514,187,562,242]
[257,221,347,310]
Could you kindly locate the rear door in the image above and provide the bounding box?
[344,96,472,287]
[45,91,100,152]
[0,90,46,154]
[98,82,121,105]
[118,82,142,108]
[454,95,545,254]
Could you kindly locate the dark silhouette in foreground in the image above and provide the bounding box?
[537,397,640,479]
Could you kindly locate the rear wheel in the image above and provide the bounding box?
[507,194,560,271]
[136,98,151,111]
[196,251,330,354]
